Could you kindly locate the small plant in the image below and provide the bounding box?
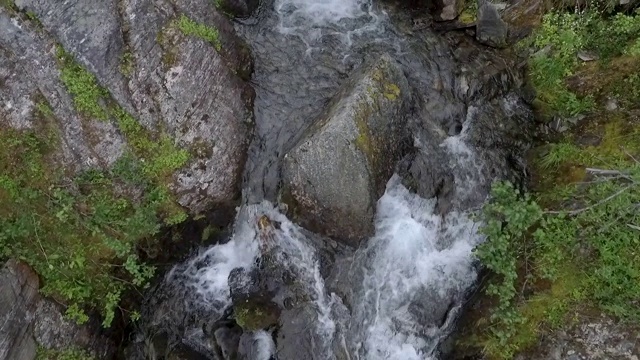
[36,347,94,360]
[56,46,109,120]
[119,51,134,77]
[539,142,582,169]
[176,14,222,51]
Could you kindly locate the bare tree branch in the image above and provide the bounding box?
[546,185,635,215]
[622,147,639,165]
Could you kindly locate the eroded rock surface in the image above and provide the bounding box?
[3,0,254,215]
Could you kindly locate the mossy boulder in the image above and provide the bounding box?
[281,54,411,247]
[233,296,280,331]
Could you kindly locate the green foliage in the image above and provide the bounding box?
[36,347,94,360]
[176,14,222,51]
[56,45,189,224]
[0,129,166,327]
[474,182,543,358]
[539,142,583,169]
[0,45,192,327]
[527,10,640,117]
[475,117,640,358]
[0,0,16,11]
[120,51,134,77]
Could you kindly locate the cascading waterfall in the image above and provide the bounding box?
[149,0,518,358]
[167,122,488,359]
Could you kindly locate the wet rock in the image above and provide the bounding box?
[166,344,210,360]
[0,260,39,360]
[275,304,322,360]
[32,300,115,358]
[433,0,465,21]
[6,0,254,215]
[238,331,276,360]
[217,0,260,18]
[282,54,411,247]
[0,260,115,360]
[396,150,455,213]
[214,325,242,359]
[476,0,508,48]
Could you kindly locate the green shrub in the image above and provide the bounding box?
[475,120,640,358]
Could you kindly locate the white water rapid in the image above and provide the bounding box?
[169,122,487,359]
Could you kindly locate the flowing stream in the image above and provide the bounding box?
[134,0,529,358]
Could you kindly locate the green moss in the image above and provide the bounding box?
[234,298,280,331]
[176,14,222,51]
[120,51,134,77]
[383,83,400,101]
[37,347,94,360]
[459,0,477,24]
[56,45,189,184]
[0,0,16,11]
[35,100,55,119]
[353,104,375,159]
[56,46,110,120]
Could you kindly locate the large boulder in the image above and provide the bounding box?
[0,260,116,360]
[476,0,508,48]
[281,54,411,247]
[5,0,254,214]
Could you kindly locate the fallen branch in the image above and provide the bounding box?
[623,147,639,165]
[585,168,629,176]
[628,224,640,231]
[546,185,635,215]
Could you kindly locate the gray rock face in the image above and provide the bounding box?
[5,0,254,214]
[517,315,640,360]
[282,54,411,247]
[476,0,508,48]
[0,260,38,360]
[0,260,115,360]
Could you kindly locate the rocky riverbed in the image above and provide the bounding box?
[1,0,543,358]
